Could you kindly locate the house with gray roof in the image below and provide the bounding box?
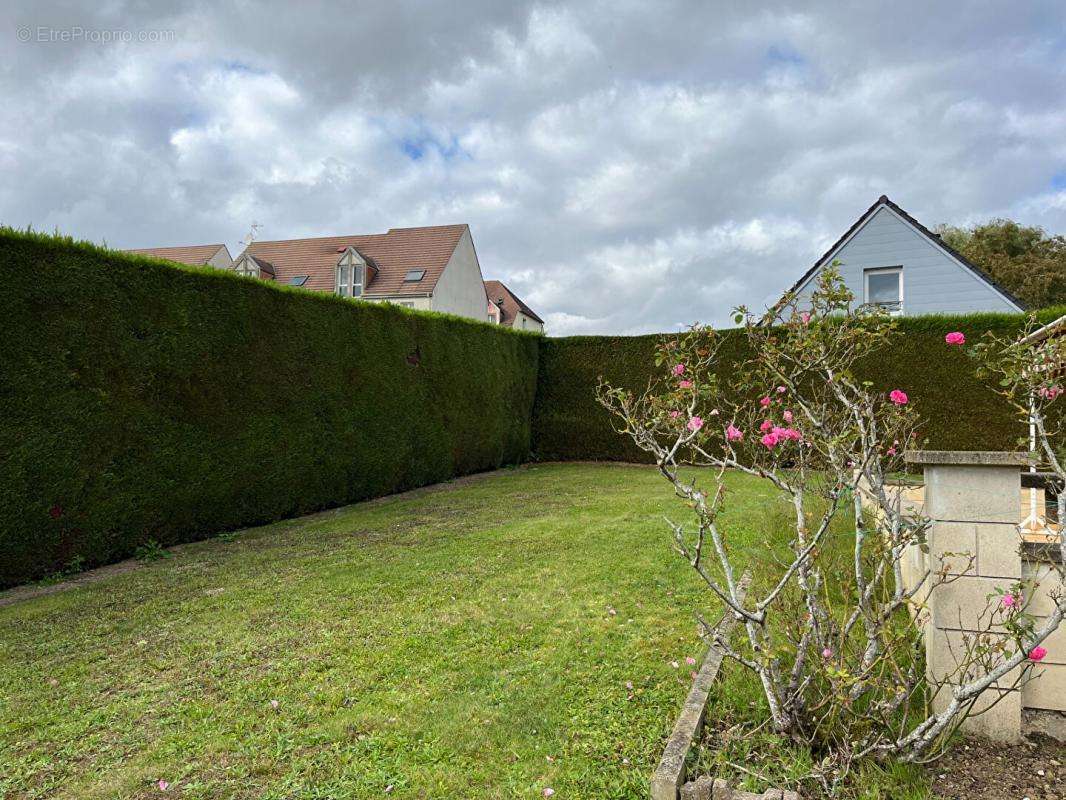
[783,196,1025,315]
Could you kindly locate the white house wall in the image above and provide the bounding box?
[430,228,489,320]
[514,312,544,332]
[794,207,1018,315]
[208,246,234,269]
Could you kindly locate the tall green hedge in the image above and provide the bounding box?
[0,229,540,588]
[531,309,1066,463]
[3,226,1061,588]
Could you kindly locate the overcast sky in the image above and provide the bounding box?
[4,2,1065,334]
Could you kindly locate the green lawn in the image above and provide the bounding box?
[0,464,928,799]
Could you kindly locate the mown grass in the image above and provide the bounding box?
[0,464,930,799]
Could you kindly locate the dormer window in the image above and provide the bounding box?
[337,247,366,298]
[233,254,275,280]
[235,255,257,278]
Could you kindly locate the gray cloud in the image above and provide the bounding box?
[3,1,1065,333]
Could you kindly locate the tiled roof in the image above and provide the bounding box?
[241,225,468,296]
[785,195,1026,310]
[484,280,544,325]
[124,244,228,266]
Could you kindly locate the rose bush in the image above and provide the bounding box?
[597,268,1065,791]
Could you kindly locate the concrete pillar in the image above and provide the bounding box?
[906,450,1030,742]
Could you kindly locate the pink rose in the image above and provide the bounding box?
[759,419,774,432]
[783,410,793,423]
[673,363,685,376]
[1029,646,1048,662]
[669,410,680,419]
[889,389,908,406]
[760,432,779,449]
[770,426,801,442]
[679,380,693,389]
[687,416,703,432]
[821,647,832,659]
[776,386,786,394]
[886,446,897,456]
[759,396,771,408]
[800,311,811,324]
[944,331,965,345]
[685,656,696,666]
[726,424,743,442]
[158,781,170,792]
[1039,386,1062,401]
[1001,593,1019,609]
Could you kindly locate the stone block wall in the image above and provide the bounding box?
[906,451,1065,741]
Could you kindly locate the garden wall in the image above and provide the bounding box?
[0,230,540,588]
[531,309,1066,462]
[902,451,1065,742]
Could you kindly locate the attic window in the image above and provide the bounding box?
[288,275,309,287]
[864,267,903,314]
[404,269,426,282]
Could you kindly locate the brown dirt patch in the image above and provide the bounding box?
[932,735,1066,800]
[0,559,144,609]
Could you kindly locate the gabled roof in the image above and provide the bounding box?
[239,224,468,296]
[785,195,1026,311]
[124,243,230,266]
[240,253,276,277]
[484,280,544,325]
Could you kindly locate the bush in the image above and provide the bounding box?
[532,308,1066,463]
[0,229,540,588]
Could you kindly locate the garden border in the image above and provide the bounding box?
[650,571,751,800]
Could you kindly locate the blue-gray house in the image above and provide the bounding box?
[785,196,1025,315]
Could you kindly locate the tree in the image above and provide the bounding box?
[597,269,1065,791]
[936,218,1066,309]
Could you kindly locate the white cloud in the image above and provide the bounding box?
[2,1,1065,334]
